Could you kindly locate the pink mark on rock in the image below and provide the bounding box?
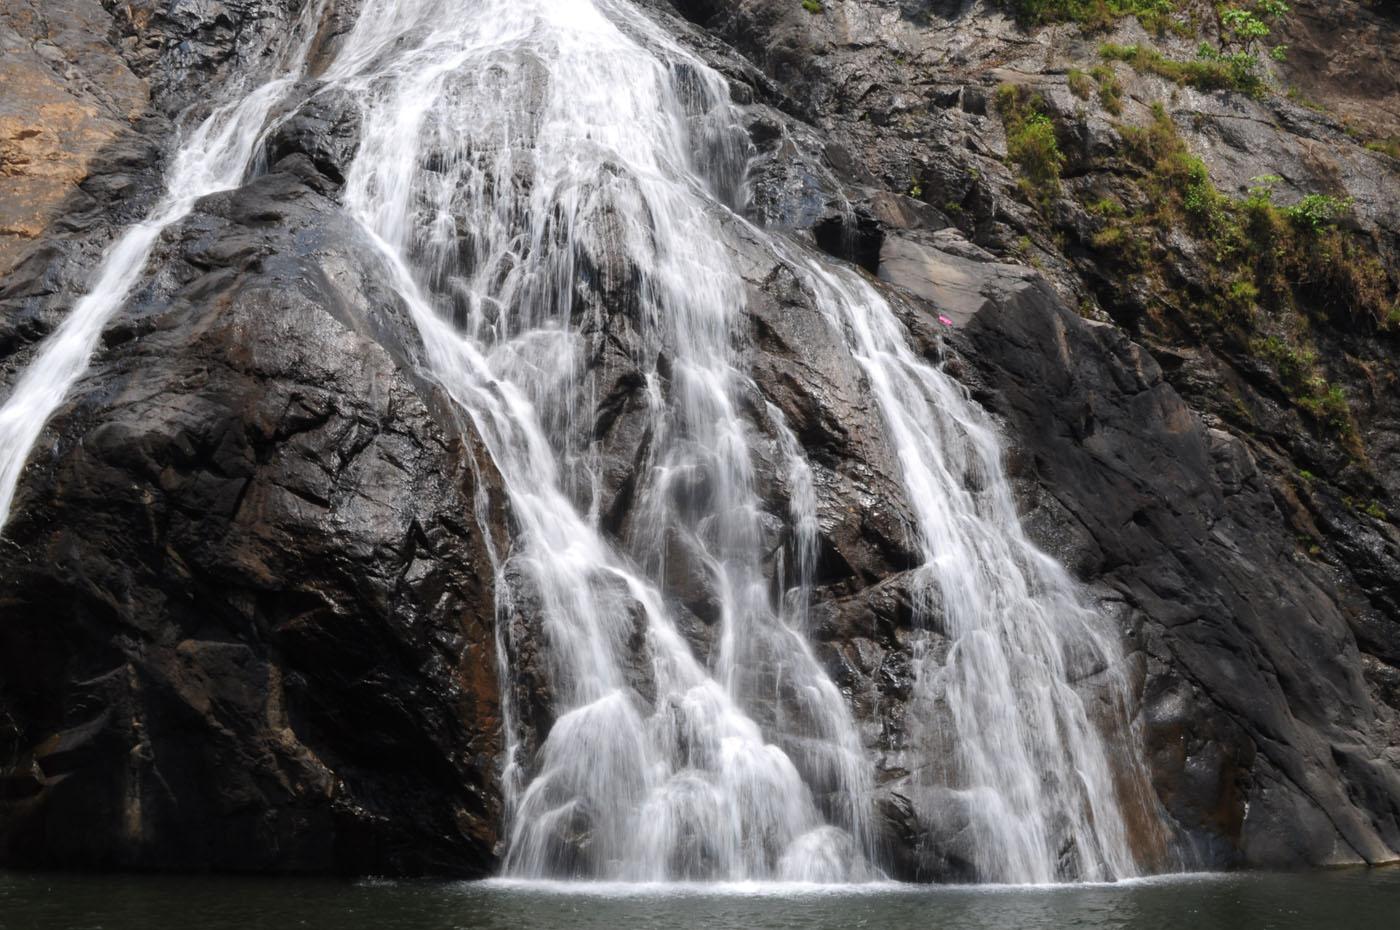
[938,314,954,326]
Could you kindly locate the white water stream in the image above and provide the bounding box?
[0,0,1157,884]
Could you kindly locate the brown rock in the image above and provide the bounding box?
[0,0,148,273]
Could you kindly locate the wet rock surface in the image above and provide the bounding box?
[0,0,149,275]
[0,72,508,873]
[2,0,1399,877]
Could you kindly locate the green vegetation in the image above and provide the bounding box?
[1063,105,1394,442]
[1364,138,1400,160]
[1007,0,1295,67]
[1068,68,1095,99]
[1090,64,1124,114]
[1282,193,1352,232]
[1093,2,1291,98]
[995,85,1066,200]
[1218,0,1290,62]
[1344,496,1390,521]
[1285,86,1328,113]
[991,0,1392,453]
[1250,336,1352,432]
[1100,42,1264,96]
[1339,120,1400,161]
[1008,0,1182,33]
[801,0,824,12]
[1088,195,1126,217]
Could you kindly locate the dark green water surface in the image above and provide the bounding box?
[2,869,1397,930]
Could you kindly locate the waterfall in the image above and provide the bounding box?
[0,0,1158,884]
[324,0,875,881]
[787,260,1150,882]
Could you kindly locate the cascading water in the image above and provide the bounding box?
[785,259,1157,883]
[304,0,878,882]
[0,0,1161,885]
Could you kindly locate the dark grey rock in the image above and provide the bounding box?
[0,158,510,876]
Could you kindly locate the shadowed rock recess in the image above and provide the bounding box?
[1,0,1398,878]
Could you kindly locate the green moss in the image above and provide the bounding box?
[1225,277,1260,318]
[1088,196,1125,217]
[1285,87,1328,113]
[1090,224,1127,249]
[1344,497,1390,521]
[801,0,824,12]
[1251,336,1353,434]
[1384,305,1400,332]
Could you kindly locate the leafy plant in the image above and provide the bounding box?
[1220,0,1290,54]
[1283,194,1352,232]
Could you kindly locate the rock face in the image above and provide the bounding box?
[0,0,147,274]
[0,1,506,875]
[2,0,1399,878]
[0,152,508,875]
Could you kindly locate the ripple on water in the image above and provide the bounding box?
[3,869,1398,930]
